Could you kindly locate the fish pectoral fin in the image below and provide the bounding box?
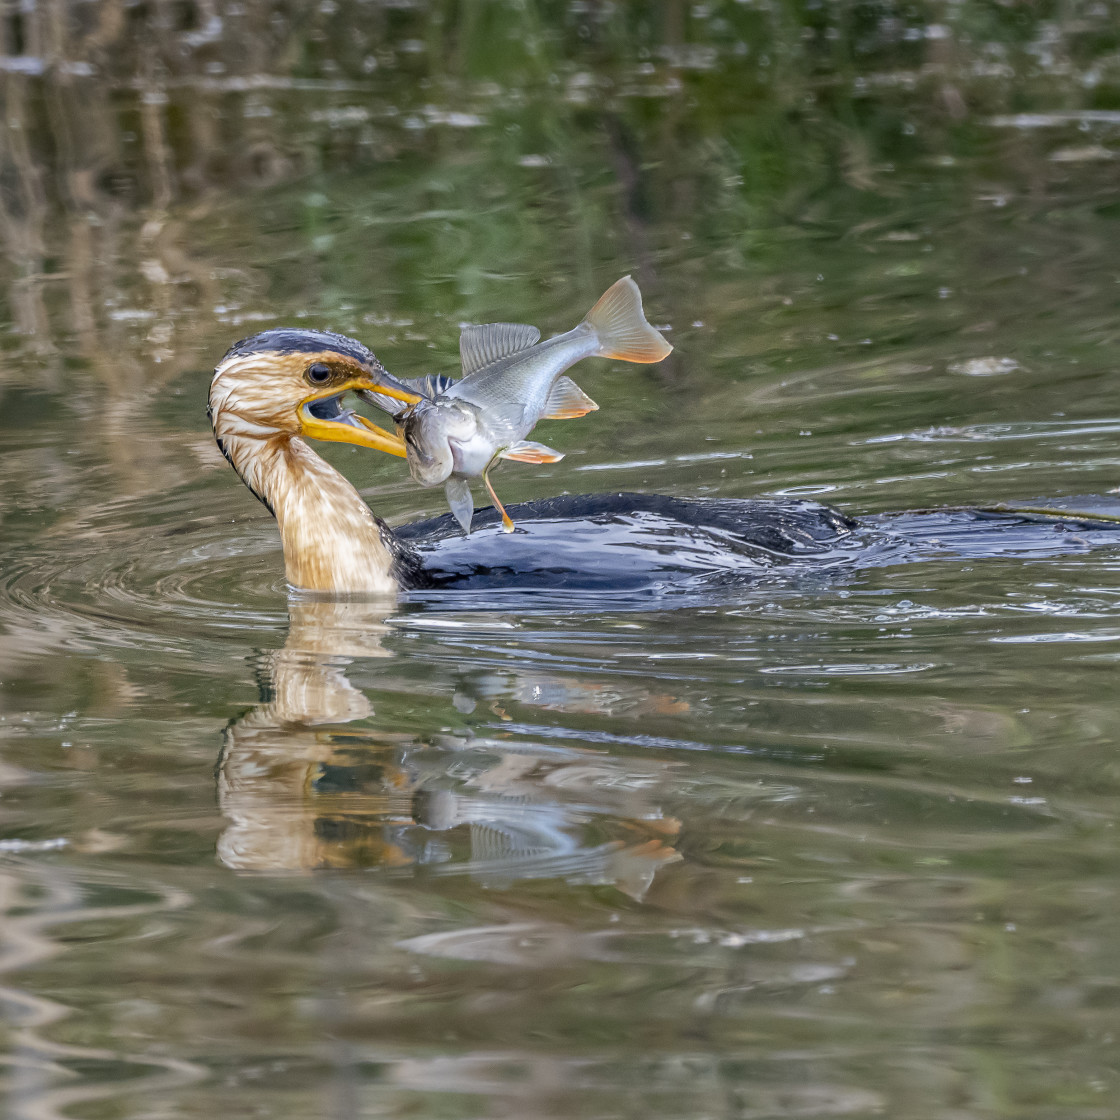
[499,440,565,464]
[460,323,541,376]
[445,479,475,535]
[541,375,598,420]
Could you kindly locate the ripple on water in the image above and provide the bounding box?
[396,920,845,968]
[0,518,289,659]
[858,418,1120,445]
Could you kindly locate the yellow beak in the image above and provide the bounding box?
[299,376,420,458]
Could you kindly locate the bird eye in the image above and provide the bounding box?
[305,362,332,385]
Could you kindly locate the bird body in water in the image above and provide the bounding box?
[209,327,1120,597]
[207,325,865,594]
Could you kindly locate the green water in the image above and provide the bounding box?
[4,3,1120,1117]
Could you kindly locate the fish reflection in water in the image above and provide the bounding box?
[216,599,681,898]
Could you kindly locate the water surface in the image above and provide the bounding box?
[3,4,1120,1117]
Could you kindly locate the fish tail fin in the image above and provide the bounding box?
[584,276,673,364]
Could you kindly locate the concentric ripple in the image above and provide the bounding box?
[0,514,289,659]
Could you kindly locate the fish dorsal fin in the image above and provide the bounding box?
[409,373,457,399]
[460,322,541,376]
[541,375,598,420]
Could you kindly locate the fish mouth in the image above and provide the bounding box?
[298,376,421,457]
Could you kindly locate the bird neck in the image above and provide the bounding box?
[220,430,400,594]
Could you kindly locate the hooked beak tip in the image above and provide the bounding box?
[360,374,422,406]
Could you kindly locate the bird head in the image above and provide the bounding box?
[208,328,421,456]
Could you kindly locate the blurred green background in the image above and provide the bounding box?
[5,0,1120,515]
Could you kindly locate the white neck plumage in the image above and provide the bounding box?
[213,419,400,595]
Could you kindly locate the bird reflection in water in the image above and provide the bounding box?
[217,599,682,899]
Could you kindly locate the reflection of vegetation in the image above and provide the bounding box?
[3,1,1120,339]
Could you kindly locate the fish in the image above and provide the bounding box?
[360,276,672,533]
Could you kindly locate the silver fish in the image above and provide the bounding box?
[361,276,672,533]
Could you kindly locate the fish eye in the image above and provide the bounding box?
[305,362,332,385]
